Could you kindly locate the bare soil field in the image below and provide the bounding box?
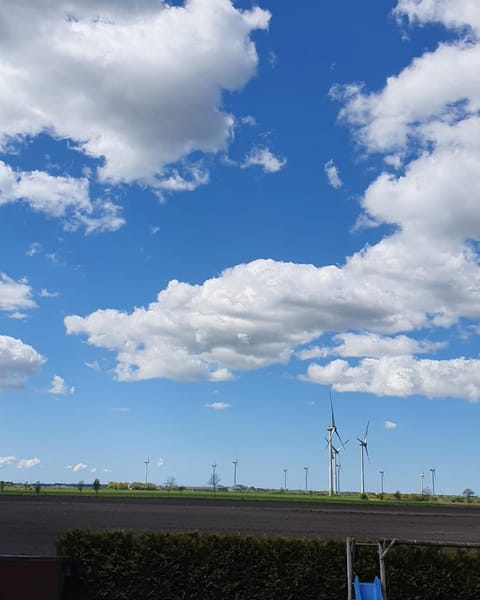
[1,495,479,555]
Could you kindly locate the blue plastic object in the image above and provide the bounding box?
[353,575,384,600]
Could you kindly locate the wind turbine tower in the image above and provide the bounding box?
[357,422,370,494]
[144,457,150,486]
[430,468,436,495]
[326,393,345,496]
[232,459,238,486]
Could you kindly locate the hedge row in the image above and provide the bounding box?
[57,530,480,600]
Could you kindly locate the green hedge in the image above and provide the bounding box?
[57,530,480,600]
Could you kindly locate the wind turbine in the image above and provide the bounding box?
[357,422,370,495]
[326,392,345,496]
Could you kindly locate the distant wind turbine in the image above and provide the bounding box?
[326,392,345,496]
[430,468,436,496]
[232,459,238,486]
[332,440,348,494]
[144,457,150,486]
[357,422,370,495]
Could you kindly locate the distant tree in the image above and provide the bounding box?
[393,490,402,500]
[78,480,85,493]
[130,481,146,490]
[35,481,41,495]
[108,481,129,490]
[24,481,29,492]
[165,477,177,492]
[208,473,221,494]
[463,488,475,502]
[93,478,101,495]
[0,481,4,494]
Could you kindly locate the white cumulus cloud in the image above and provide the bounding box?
[49,375,75,396]
[0,456,16,468]
[63,1,480,402]
[242,147,287,173]
[384,420,397,429]
[324,159,343,189]
[0,335,45,391]
[0,0,270,191]
[156,458,165,467]
[205,402,231,410]
[66,463,88,472]
[18,457,41,469]
[39,289,60,298]
[395,0,480,36]
[0,273,36,313]
[304,356,480,402]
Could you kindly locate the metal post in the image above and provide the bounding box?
[304,466,309,493]
[379,470,384,495]
[378,541,387,600]
[346,537,355,600]
[283,468,287,491]
[378,539,396,600]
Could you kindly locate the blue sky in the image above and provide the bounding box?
[1,0,480,495]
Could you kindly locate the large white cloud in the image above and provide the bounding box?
[304,356,480,401]
[0,0,270,186]
[0,335,45,391]
[64,1,480,400]
[65,239,480,383]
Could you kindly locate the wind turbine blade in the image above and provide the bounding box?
[357,437,363,444]
[365,444,371,465]
[330,390,336,428]
[335,430,345,448]
[364,421,370,440]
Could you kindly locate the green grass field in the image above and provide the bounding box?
[1,482,478,506]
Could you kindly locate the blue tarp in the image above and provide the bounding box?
[353,575,384,600]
